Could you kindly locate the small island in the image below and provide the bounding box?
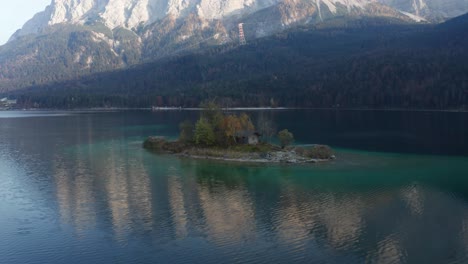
[143,102,335,163]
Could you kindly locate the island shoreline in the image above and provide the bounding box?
[143,137,335,164]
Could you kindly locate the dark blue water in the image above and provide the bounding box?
[1,110,468,264]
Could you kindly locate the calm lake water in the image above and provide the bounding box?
[1,110,468,264]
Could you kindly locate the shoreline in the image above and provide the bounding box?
[176,153,332,164]
[143,137,335,164]
[1,107,467,113]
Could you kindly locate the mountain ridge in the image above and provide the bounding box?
[11,0,468,43]
[11,0,386,40]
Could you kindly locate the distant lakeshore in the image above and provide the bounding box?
[1,107,467,113]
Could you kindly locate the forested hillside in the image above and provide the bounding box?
[5,15,468,109]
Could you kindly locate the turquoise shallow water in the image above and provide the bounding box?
[1,110,468,263]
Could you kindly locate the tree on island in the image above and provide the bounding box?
[178,101,294,149]
[199,101,226,144]
[200,101,223,128]
[221,113,255,144]
[278,129,294,149]
[183,101,257,147]
[220,114,242,143]
[194,118,216,146]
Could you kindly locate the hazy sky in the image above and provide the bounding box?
[0,0,50,45]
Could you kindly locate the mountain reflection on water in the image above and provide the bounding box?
[1,110,468,263]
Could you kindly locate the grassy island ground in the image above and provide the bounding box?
[143,102,335,163]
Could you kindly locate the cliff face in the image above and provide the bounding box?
[10,0,468,41]
[13,0,416,39]
[12,0,276,39]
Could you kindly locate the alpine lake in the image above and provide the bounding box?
[1,109,468,264]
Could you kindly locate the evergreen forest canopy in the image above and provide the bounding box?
[3,14,468,110]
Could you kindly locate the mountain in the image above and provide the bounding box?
[11,0,467,41]
[0,0,423,92]
[9,0,408,39]
[0,0,467,108]
[11,0,277,40]
[6,14,468,109]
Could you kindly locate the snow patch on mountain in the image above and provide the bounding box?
[400,11,425,22]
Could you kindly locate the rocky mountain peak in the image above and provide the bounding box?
[10,0,468,42]
[12,0,279,39]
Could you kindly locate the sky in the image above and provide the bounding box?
[0,0,50,45]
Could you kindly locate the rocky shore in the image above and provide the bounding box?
[143,136,335,164]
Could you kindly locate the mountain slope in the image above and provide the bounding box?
[1,0,426,92]
[7,15,468,109]
[0,22,141,92]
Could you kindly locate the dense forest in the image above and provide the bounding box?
[4,15,468,109]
